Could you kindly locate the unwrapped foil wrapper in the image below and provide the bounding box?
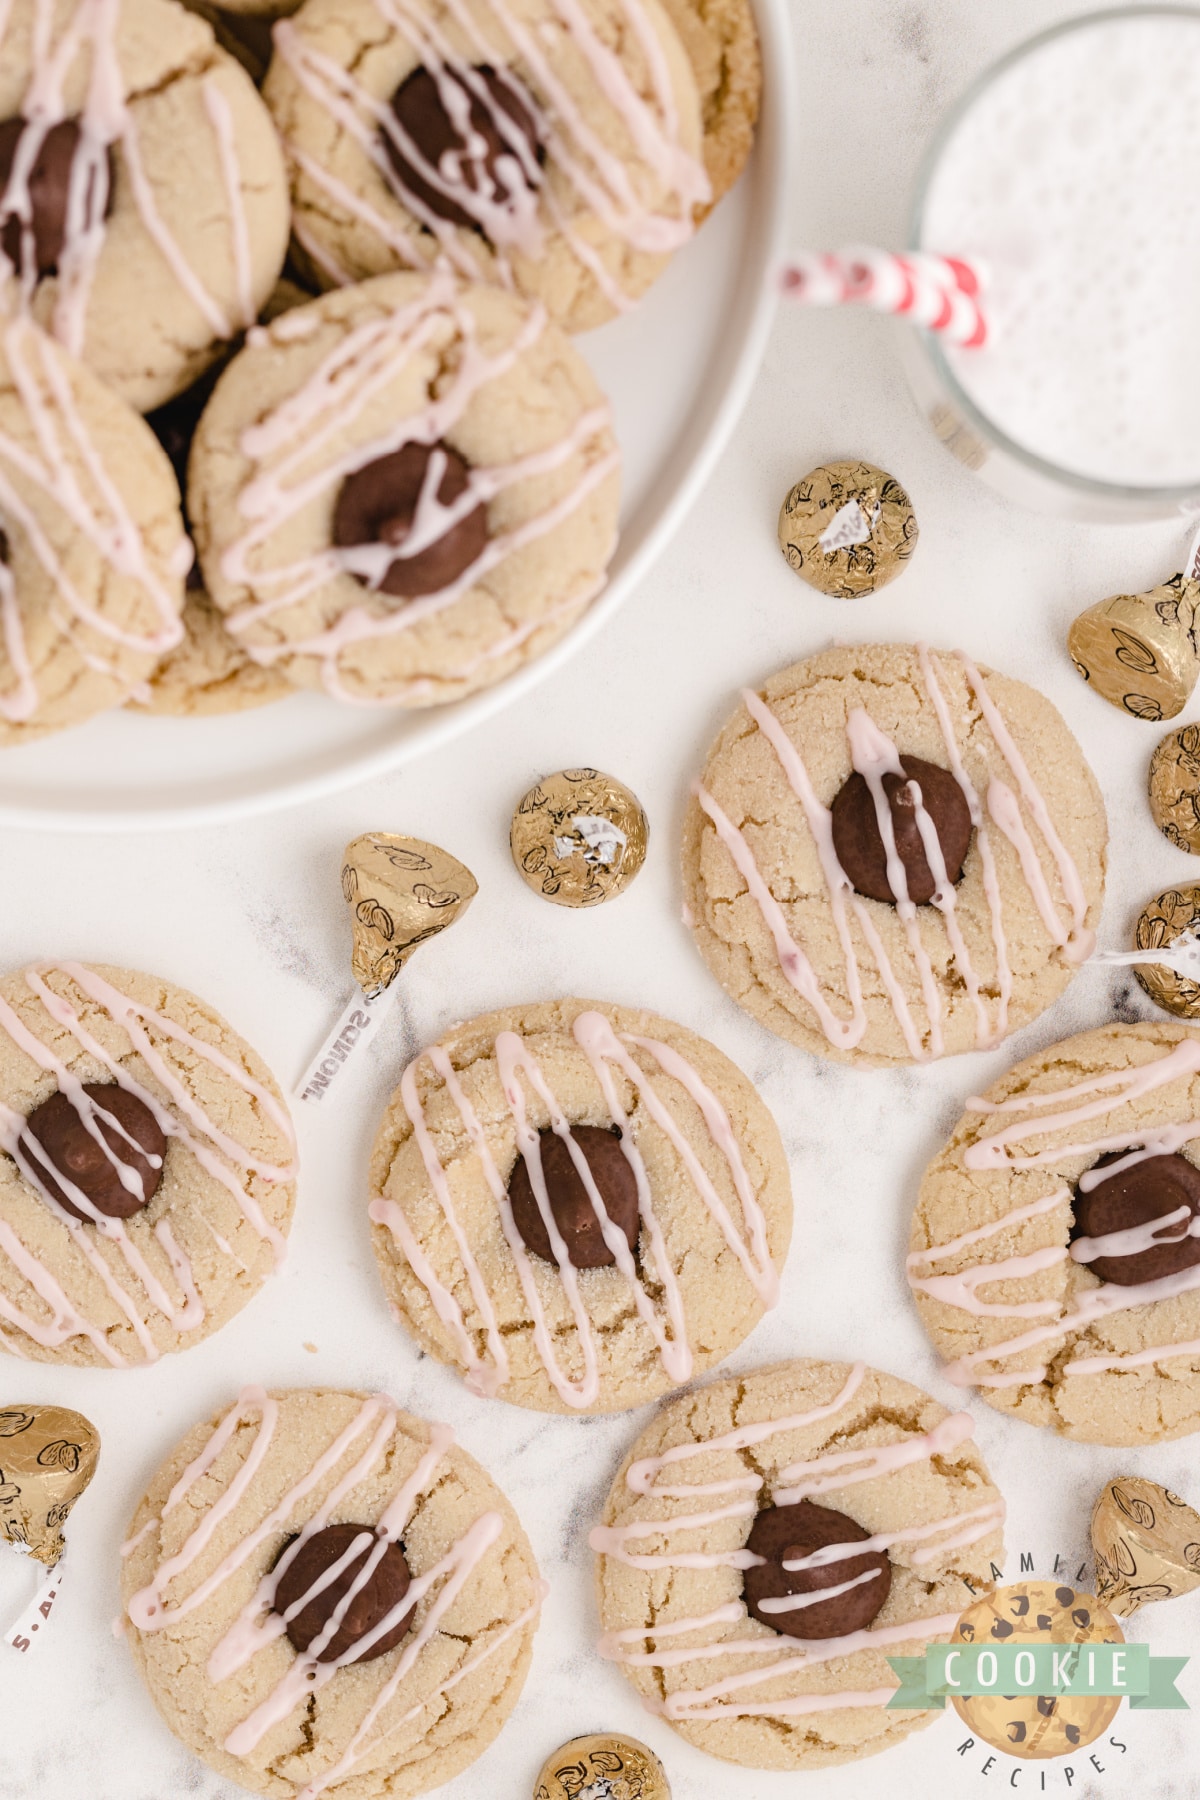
[1132,883,1200,1019]
[342,834,477,997]
[511,769,648,907]
[534,1733,670,1800]
[777,460,917,597]
[0,1406,99,1568]
[1068,574,1200,721]
[1092,1476,1200,1618]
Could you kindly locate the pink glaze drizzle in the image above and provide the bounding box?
[369,1010,779,1408]
[0,963,294,1365]
[273,0,708,314]
[124,1387,542,1793]
[692,650,1092,1059]
[590,1365,1001,1722]
[217,275,616,701]
[911,1039,1200,1388]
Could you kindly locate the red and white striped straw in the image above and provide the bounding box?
[779,246,988,349]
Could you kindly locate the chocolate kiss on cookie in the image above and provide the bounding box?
[831,755,972,904]
[508,1126,640,1269]
[383,65,543,235]
[333,442,488,600]
[743,1500,891,1639]
[273,1523,416,1663]
[22,1084,166,1222]
[0,119,113,279]
[1071,1151,1200,1286]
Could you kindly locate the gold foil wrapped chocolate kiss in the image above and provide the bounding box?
[342,834,477,997]
[1091,1476,1200,1618]
[1132,883,1200,1019]
[1068,572,1200,721]
[1148,723,1200,851]
[534,1733,670,1800]
[511,769,648,906]
[777,460,917,597]
[0,1406,99,1567]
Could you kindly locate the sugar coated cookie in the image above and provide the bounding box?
[591,1358,1005,1768]
[683,643,1107,1066]
[368,997,792,1413]
[0,961,296,1366]
[912,1021,1200,1444]
[121,1385,543,1797]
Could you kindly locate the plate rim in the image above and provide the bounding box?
[0,0,796,834]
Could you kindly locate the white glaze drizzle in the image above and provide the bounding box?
[369,1009,778,1409]
[693,649,1092,1060]
[0,963,295,1365]
[216,273,616,702]
[124,1387,542,1794]
[910,1038,1200,1388]
[273,0,708,314]
[0,0,264,351]
[589,1365,1001,1721]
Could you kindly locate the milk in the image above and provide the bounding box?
[916,8,1200,492]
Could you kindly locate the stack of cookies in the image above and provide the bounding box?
[0,0,761,739]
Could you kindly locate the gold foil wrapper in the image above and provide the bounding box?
[1133,883,1200,1019]
[1068,574,1200,721]
[534,1734,670,1800]
[777,460,917,597]
[1091,1476,1200,1618]
[0,1406,99,1568]
[1148,723,1200,852]
[950,1581,1123,1758]
[510,769,648,907]
[341,833,477,998]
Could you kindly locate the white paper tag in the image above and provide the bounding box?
[1184,517,1200,582]
[295,987,397,1103]
[818,496,879,553]
[4,1550,66,1653]
[1092,932,1200,980]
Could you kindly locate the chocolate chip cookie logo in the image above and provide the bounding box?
[888,1581,1188,1757]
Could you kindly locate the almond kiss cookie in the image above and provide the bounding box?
[0,319,187,743]
[120,1386,543,1798]
[264,0,709,330]
[0,0,290,411]
[190,272,621,707]
[657,0,761,211]
[682,643,1107,1067]
[368,998,792,1414]
[0,962,296,1367]
[591,1359,1005,1769]
[911,1021,1200,1446]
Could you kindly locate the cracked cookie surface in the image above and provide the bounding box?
[189,272,621,707]
[591,1358,1005,1769]
[0,0,290,410]
[368,997,792,1414]
[912,1021,1200,1444]
[264,0,706,332]
[657,0,760,210]
[0,961,296,1365]
[682,643,1107,1067]
[120,1386,542,1798]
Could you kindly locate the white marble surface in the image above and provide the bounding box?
[4,2,1200,1796]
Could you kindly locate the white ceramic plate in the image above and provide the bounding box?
[0,1,794,832]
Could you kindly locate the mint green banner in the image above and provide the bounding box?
[886,1641,1188,1710]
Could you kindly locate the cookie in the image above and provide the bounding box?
[657,0,760,211]
[591,1358,1005,1769]
[911,1021,1200,1446]
[682,643,1107,1067]
[264,0,708,332]
[0,961,296,1367]
[368,997,792,1414]
[130,278,314,717]
[190,272,621,707]
[120,1385,543,1799]
[0,320,187,744]
[0,0,291,411]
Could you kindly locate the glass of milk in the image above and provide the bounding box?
[907,6,1200,521]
